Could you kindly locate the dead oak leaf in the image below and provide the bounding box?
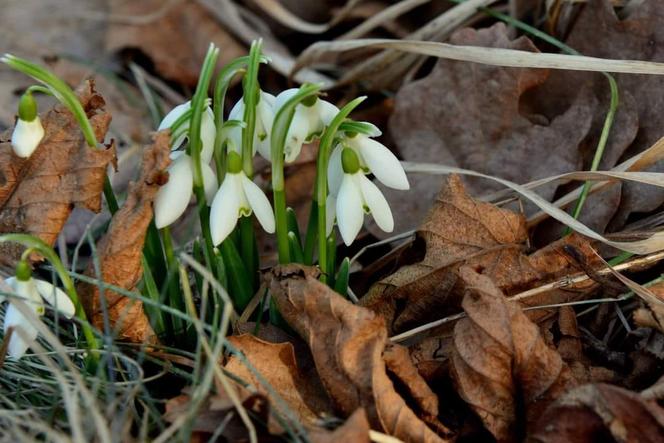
[531,383,664,443]
[451,266,577,442]
[385,22,593,234]
[77,131,170,343]
[268,264,452,443]
[362,175,603,335]
[106,0,245,87]
[225,334,334,433]
[0,80,115,267]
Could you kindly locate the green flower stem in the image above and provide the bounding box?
[302,202,318,265]
[270,84,322,264]
[213,56,250,184]
[0,234,100,364]
[160,227,183,335]
[315,97,366,283]
[188,44,220,278]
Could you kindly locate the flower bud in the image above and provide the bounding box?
[11,91,44,158]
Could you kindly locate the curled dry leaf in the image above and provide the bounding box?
[106,0,245,87]
[224,334,334,433]
[0,80,116,267]
[268,264,452,443]
[451,266,577,442]
[308,408,371,443]
[531,383,664,443]
[165,386,274,442]
[633,282,664,333]
[77,131,170,343]
[362,175,601,335]
[385,22,592,234]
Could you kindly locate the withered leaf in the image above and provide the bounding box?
[77,131,170,343]
[633,282,664,333]
[531,383,664,443]
[385,22,593,234]
[362,175,603,335]
[165,387,277,442]
[106,0,245,87]
[545,0,664,229]
[308,408,370,443]
[269,264,452,443]
[451,266,577,442]
[0,80,115,267]
[225,334,333,433]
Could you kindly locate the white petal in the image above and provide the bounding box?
[241,175,275,233]
[225,125,243,154]
[158,101,191,131]
[228,99,245,121]
[284,110,309,163]
[154,155,194,228]
[358,175,394,233]
[4,303,39,359]
[202,163,218,204]
[314,99,340,127]
[159,102,191,150]
[336,174,364,246]
[34,279,75,318]
[274,88,299,111]
[327,144,344,196]
[258,91,276,136]
[0,276,16,304]
[11,118,44,158]
[325,195,336,237]
[200,107,216,164]
[210,174,242,245]
[351,136,409,190]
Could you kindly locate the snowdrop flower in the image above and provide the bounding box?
[11,91,44,158]
[328,127,409,196]
[1,262,75,359]
[327,148,393,246]
[225,90,276,160]
[154,101,218,228]
[210,151,275,245]
[273,88,339,163]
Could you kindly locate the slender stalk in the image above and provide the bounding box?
[270,84,322,264]
[160,227,183,335]
[188,45,220,276]
[315,97,366,282]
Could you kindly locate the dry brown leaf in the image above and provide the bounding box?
[451,266,577,441]
[308,408,371,443]
[268,264,453,443]
[77,131,171,343]
[0,80,115,267]
[106,0,245,86]
[362,175,606,335]
[540,0,664,230]
[633,282,664,333]
[531,383,664,443]
[225,334,334,432]
[165,386,276,442]
[385,22,593,234]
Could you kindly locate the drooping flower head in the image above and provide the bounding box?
[11,91,44,158]
[209,151,275,245]
[2,261,75,359]
[327,148,394,246]
[225,90,276,160]
[328,122,409,196]
[153,101,218,228]
[273,88,339,163]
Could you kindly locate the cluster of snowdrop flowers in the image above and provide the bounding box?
[1,261,75,359]
[153,84,409,247]
[11,91,44,158]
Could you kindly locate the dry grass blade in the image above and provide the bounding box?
[295,37,664,85]
[253,0,362,33]
[402,162,664,254]
[339,0,430,40]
